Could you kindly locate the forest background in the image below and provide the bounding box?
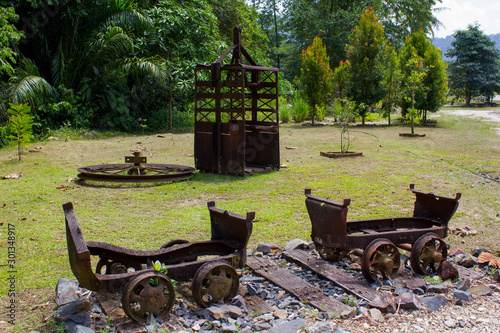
[1,0,499,145]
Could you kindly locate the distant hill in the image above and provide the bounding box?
[432,33,500,61]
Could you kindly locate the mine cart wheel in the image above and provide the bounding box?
[315,244,347,262]
[77,163,195,183]
[361,238,401,283]
[96,259,142,274]
[121,271,175,322]
[191,262,239,307]
[410,233,447,275]
[160,239,189,249]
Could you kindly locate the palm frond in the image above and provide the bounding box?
[102,10,154,33]
[51,39,65,86]
[9,76,56,106]
[122,57,168,86]
[88,26,134,64]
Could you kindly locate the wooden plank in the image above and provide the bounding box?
[282,250,383,303]
[246,256,355,318]
[245,295,274,317]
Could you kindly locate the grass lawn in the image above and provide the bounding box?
[0,109,499,331]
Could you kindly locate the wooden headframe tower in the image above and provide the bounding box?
[194,27,280,176]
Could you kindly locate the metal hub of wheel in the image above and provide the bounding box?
[410,233,447,275]
[77,152,195,183]
[121,271,175,322]
[361,238,401,283]
[191,262,239,307]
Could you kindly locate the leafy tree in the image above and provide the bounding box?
[298,36,332,125]
[10,0,167,132]
[405,51,426,134]
[280,0,443,83]
[421,43,447,123]
[208,0,268,63]
[381,48,401,125]
[7,103,33,161]
[136,0,220,130]
[332,60,351,100]
[399,31,447,124]
[0,5,24,123]
[346,8,387,125]
[446,24,500,106]
[0,6,23,78]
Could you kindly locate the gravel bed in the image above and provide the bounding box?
[51,244,500,333]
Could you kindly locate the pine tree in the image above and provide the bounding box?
[298,36,333,125]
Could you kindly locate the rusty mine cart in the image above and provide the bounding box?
[63,201,254,322]
[305,184,461,283]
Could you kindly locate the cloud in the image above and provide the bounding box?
[433,0,500,38]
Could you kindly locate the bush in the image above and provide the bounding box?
[279,97,291,123]
[291,93,311,123]
[0,124,9,148]
[314,105,327,122]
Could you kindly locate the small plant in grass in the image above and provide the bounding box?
[309,309,319,317]
[333,99,357,153]
[424,275,443,285]
[341,295,357,306]
[7,103,34,161]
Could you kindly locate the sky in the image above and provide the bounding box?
[432,0,500,38]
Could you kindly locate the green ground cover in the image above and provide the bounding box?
[0,110,499,331]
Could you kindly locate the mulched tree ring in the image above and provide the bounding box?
[399,133,426,137]
[320,151,363,158]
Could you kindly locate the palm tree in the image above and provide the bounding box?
[10,0,167,130]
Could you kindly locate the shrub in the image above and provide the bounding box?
[291,94,311,123]
[279,97,291,123]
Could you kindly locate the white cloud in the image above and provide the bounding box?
[432,0,500,38]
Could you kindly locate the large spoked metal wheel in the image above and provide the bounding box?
[121,271,175,322]
[77,163,195,183]
[361,238,401,283]
[315,243,347,262]
[410,233,447,275]
[191,262,239,308]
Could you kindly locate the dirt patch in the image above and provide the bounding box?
[0,287,57,332]
[440,108,500,134]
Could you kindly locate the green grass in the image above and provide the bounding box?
[0,110,499,331]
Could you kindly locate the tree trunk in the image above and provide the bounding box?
[465,88,472,106]
[312,103,315,125]
[169,76,173,130]
[18,142,21,161]
[273,0,280,68]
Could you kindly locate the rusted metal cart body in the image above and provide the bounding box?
[305,185,461,282]
[194,27,280,176]
[64,201,254,322]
